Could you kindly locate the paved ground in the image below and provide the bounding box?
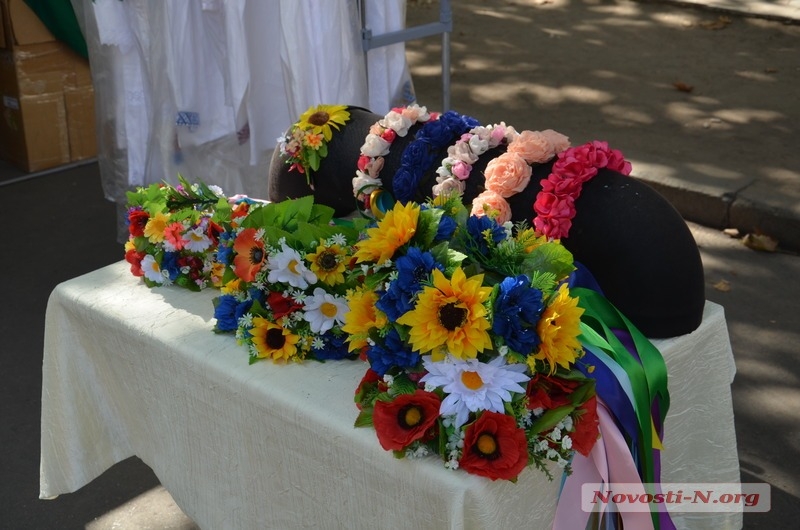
[407,0,800,253]
[1,1,799,528]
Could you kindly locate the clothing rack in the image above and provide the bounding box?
[359,0,452,110]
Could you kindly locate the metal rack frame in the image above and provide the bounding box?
[358,0,452,110]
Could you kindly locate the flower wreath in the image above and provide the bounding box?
[471,129,571,225]
[392,110,480,204]
[124,175,239,290]
[210,196,369,364]
[352,104,435,218]
[533,140,632,239]
[344,196,599,481]
[431,122,516,200]
[279,104,351,189]
[344,195,671,498]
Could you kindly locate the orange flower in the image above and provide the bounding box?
[232,228,266,282]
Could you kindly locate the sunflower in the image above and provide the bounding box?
[306,241,347,285]
[343,287,387,352]
[354,201,419,265]
[396,267,493,361]
[297,104,350,142]
[250,317,301,362]
[529,283,584,374]
[232,228,266,282]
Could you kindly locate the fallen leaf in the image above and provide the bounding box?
[699,16,732,30]
[673,81,694,93]
[723,228,740,238]
[713,279,731,292]
[742,233,778,252]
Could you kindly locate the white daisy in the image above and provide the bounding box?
[266,242,317,288]
[141,254,165,284]
[302,287,348,334]
[183,226,212,252]
[421,355,530,429]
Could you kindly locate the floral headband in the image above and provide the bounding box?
[279,104,351,189]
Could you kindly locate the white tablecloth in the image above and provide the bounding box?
[40,262,742,529]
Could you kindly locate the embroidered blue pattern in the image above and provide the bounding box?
[176,111,200,132]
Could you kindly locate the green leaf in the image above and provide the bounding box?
[529,404,575,435]
[413,207,442,249]
[389,373,418,396]
[307,149,321,172]
[522,242,575,280]
[353,410,374,428]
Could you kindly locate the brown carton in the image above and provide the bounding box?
[64,85,96,161]
[0,92,70,172]
[0,0,96,171]
[0,0,55,49]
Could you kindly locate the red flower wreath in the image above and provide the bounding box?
[533,141,632,240]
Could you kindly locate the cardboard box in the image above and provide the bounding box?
[0,92,70,172]
[64,85,96,161]
[0,43,85,97]
[0,0,96,171]
[0,0,55,49]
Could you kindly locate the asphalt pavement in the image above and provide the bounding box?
[1,0,799,528]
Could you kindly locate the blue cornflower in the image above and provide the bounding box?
[366,328,421,377]
[434,214,457,242]
[376,247,443,322]
[492,275,544,354]
[466,215,506,255]
[216,231,235,265]
[312,332,351,361]
[214,294,253,332]
[161,251,181,281]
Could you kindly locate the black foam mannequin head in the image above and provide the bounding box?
[268,106,705,338]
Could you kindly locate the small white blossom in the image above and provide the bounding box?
[561,435,573,451]
[329,233,347,246]
[551,427,562,441]
[444,459,460,470]
[562,416,574,432]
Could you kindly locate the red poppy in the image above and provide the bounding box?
[266,291,302,319]
[206,220,224,245]
[526,374,580,410]
[570,395,600,456]
[354,368,386,410]
[128,209,149,237]
[125,249,146,277]
[372,390,441,451]
[232,228,266,282]
[460,411,529,481]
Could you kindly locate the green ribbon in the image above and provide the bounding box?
[572,286,671,492]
